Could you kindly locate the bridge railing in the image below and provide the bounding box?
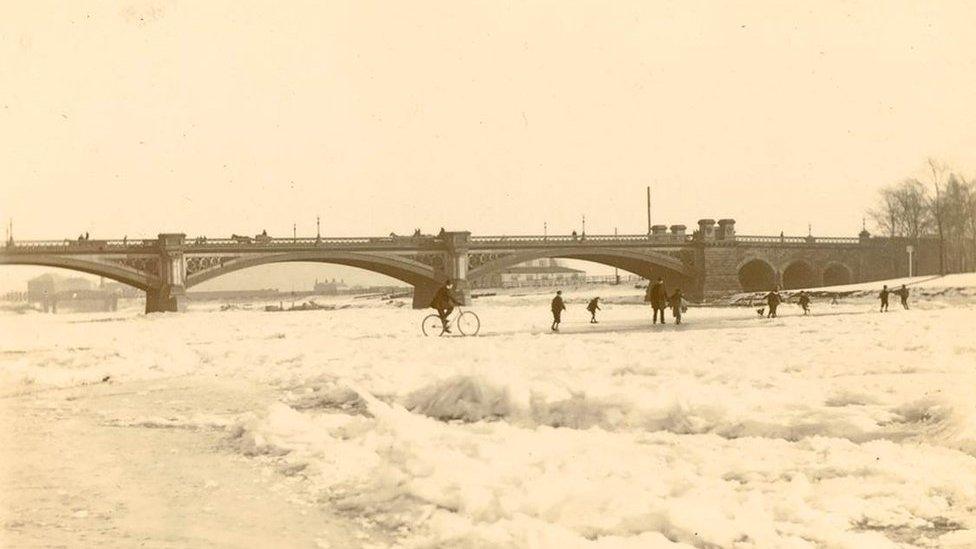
[470,234,696,244]
[812,236,862,244]
[2,239,158,252]
[184,236,388,247]
[735,235,860,245]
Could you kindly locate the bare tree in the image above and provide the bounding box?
[869,188,900,237]
[927,158,948,274]
[893,178,930,242]
[967,176,976,270]
[867,162,975,275]
[942,174,972,271]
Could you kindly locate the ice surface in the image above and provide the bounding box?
[3,285,976,547]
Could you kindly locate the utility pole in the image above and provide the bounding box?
[316,216,321,239]
[646,186,652,235]
[614,227,620,284]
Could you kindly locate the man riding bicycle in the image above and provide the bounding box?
[429,279,460,333]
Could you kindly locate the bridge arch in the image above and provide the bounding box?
[467,247,695,287]
[184,251,440,290]
[781,260,819,290]
[822,262,853,287]
[737,258,776,292]
[0,255,158,291]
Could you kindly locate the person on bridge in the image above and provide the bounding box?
[648,277,667,324]
[551,290,566,331]
[894,284,910,310]
[586,297,601,323]
[669,288,685,325]
[879,285,890,312]
[430,280,460,333]
[796,291,811,315]
[764,287,783,318]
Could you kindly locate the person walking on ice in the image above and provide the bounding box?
[669,288,685,325]
[796,290,811,315]
[764,286,783,318]
[647,277,667,324]
[893,284,910,310]
[879,285,890,312]
[586,297,601,323]
[551,290,566,332]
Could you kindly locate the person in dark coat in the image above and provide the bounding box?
[551,290,566,331]
[894,284,909,309]
[649,277,667,324]
[429,280,460,333]
[669,288,685,325]
[879,285,890,312]
[764,287,783,318]
[586,297,601,323]
[796,291,811,315]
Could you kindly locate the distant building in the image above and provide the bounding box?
[313,278,347,295]
[27,273,117,313]
[100,279,142,298]
[471,258,586,289]
[27,274,93,302]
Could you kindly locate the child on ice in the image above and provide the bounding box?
[586,297,601,323]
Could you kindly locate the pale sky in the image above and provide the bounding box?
[2,1,975,290]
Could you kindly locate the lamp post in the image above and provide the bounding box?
[906,244,914,278]
[614,227,619,284]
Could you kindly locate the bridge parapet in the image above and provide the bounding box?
[734,235,861,246]
[3,239,158,253]
[469,234,697,246]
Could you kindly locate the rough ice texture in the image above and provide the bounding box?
[3,284,976,547]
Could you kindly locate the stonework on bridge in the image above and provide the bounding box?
[0,220,941,312]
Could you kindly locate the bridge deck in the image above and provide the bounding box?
[0,233,864,255]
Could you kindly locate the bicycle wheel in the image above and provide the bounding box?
[457,311,480,336]
[422,314,446,336]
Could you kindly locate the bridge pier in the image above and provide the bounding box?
[412,282,440,309]
[145,233,188,313]
[145,285,186,313]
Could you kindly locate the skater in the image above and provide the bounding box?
[894,284,910,309]
[764,287,783,318]
[551,290,566,331]
[429,280,460,333]
[649,277,667,324]
[796,291,811,315]
[586,297,601,323]
[879,285,890,312]
[669,288,685,325]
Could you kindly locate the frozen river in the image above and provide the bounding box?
[2,286,976,548]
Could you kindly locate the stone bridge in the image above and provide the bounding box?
[0,219,938,312]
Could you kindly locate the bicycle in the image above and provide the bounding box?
[422,306,480,336]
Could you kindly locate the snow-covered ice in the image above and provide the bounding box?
[3,282,976,548]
